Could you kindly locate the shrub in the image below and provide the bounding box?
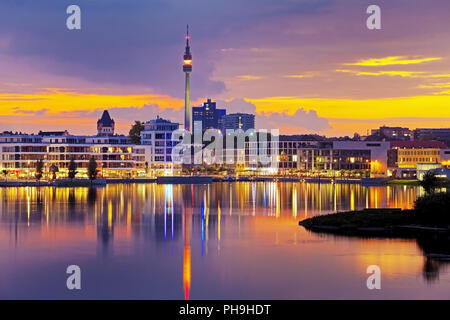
[414,192,450,224]
[420,172,440,194]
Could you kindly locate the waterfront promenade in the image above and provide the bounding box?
[0,176,394,186]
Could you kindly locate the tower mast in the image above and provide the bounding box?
[183,25,193,132]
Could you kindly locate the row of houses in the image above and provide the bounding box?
[1,110,449,179]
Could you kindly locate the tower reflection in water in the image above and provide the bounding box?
[0,182,427,298]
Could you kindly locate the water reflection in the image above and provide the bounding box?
[0,182,444,299]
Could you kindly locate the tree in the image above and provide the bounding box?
[145,161,149,176]
[35,159,44,181]
[88,157,98,181]
[2,169,8,182]
[49,164,59,181]
[420,171,440,194]
[68,158,78,179]
[129,121,144,145]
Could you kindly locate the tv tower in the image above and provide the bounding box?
[183,25,193,132]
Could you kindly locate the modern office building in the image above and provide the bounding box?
[387,141,446,177]
[141,116,180,174]
[296,141,390,177]
[222,113,255,132]
[192,99,226,131]
[0,132,146,178]
[388,141,445,168]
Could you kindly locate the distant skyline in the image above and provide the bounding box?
[0,0,450,136]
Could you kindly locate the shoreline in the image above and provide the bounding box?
[299,208,450,237]
[0,176,429,187]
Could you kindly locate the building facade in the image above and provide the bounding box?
[222,113,255,132]
[371,126,412,141]
[0,132,145,178]
[387,141,446,178]
[413,128,450,145]
[192,99,226,131]
[141,117,180,174]
[296,141,389,177]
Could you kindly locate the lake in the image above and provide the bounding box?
[0,182,448,299]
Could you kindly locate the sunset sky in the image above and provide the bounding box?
[0,0,449,136]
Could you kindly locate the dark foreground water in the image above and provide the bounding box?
[0,182,449,299]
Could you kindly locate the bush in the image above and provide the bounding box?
[414,192,450,224]
[420,172,440,194]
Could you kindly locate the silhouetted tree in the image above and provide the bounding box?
[35,159,44,181]
[88,157,98,181]
[68,158,78,179]
[129,121,144,145]
[2,169,8,182]
[49,164,59,181]
[420,172,439,194]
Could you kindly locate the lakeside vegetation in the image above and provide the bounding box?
[300,174,450,234]
[385,179,421,186]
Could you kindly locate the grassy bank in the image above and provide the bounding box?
[385,179,420,186]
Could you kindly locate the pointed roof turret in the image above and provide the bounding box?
[97,110,115,126]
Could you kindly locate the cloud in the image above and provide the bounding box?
[236,75,263,80]
[336,69,426,78]
[345,56,442,66]
[0,103,183,135]
[0,0,334,99]
[336,69,450,79]
[216,98,331,133]
[0,89,186,116]
[283,73,314,79]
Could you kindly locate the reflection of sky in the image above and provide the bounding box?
[1,182,449,299]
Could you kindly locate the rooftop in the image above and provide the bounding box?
[97,110,115,126]
[390,140,447,149]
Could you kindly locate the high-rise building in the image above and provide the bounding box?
[183,25,192,132]
[222,113,255,132]
[192,98,226,131]
[97,110,115,136]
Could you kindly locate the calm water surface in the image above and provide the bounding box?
[0,182,449,299]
